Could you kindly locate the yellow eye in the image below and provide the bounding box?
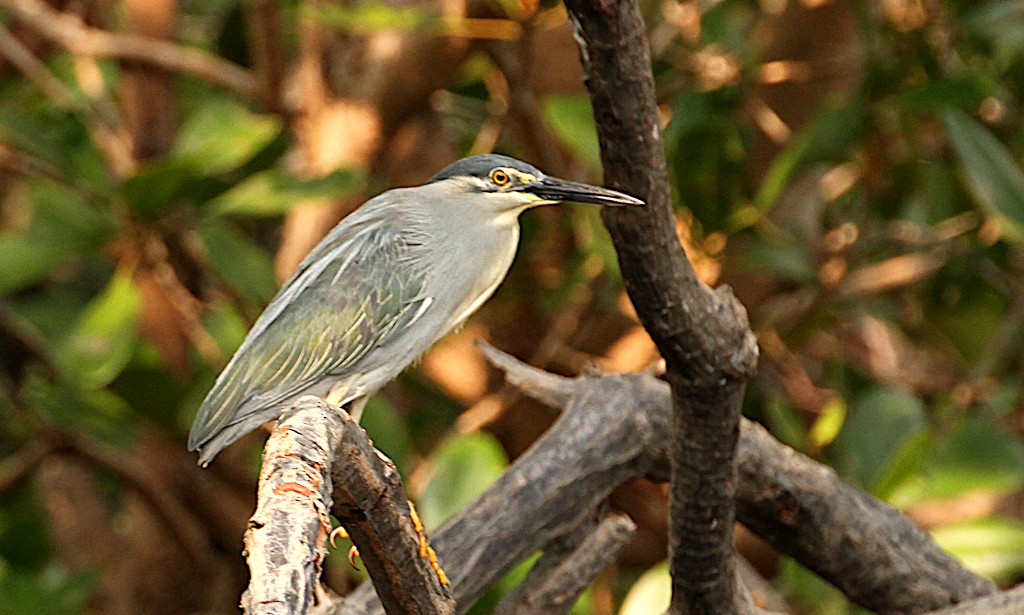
[490,169,510,186]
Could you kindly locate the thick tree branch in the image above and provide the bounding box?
[244,397,452,615]
[243,399,338,614]
[328,405,455,615]
[736,421,997,614]
[561,2,758,613]
[295,344,994,615]
[480,344,996,614]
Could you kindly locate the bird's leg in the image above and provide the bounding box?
[408,500,449,586]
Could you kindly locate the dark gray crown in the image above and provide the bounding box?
[428,154,543,183]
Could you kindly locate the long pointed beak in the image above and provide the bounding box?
[521,176,645,207]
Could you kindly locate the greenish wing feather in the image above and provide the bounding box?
[189,219,429,449]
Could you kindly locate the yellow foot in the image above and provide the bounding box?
[348,545,361,570]
[408,501,449,586]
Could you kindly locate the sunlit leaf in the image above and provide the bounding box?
[619,562,670,615]
[809,398,846,448]
[171,97,281,175]
[888,419,1024,507]
[418,431,507,530]
[206,168,363,217]
[543,95,602,170]
[56,270,142,389]
[932,517,1024,584]
[942,108,1024,243]
[833,387,927,490]
[198,220,278,310]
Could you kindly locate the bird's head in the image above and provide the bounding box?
[428,154,644,213]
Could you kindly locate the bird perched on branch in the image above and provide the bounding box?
[188,154,643,466]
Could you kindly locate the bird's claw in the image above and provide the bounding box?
[329,525,349,549]
[348,545,361,570]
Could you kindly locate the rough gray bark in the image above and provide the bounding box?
[243,398,337,615]
[560,1,759,613]
[328,404,454,615]
[478,345,997,615]
[244,397,452,615]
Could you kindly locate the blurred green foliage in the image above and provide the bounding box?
[2,0,1024,613]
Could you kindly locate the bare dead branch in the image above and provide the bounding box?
[330,366,671,615]
[243,397,338,615]
[561,1,758,613]
[244,396,453,615]
[327,404,455,615]
[735,421,997,614]
[1,0,258,98]
[482,344,997,614]
[495,513,637,615]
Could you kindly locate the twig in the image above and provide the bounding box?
[1,0,257,98]
[0,439,56,495]
[494,513,637,615]
[243,397,339,615]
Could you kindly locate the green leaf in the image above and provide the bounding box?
[754,101,863,214]
[0,564,97,615]
[0,181,116,293]
[206,168,363,217]
[418,431,507,530]
[833,387,927,490]
[932,517,1024,584]
[360,396,413,475]
[56,270,142,389]
[198,220,279,310]
[942,108,1024,243]
[809,398,847,448]
[543,95,602,170]
[620,563,670,615]
[898,78,992,112]
[0,235,70,294]
[171,98,281,175]
[888,419,1024,507]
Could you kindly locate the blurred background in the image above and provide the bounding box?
[2,0,1024,613]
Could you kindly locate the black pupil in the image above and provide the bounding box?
[494,171,507,183]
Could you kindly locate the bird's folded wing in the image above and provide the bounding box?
[188,217,430,452]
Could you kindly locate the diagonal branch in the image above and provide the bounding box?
[562,1,758,613]
[1,0,257,98]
